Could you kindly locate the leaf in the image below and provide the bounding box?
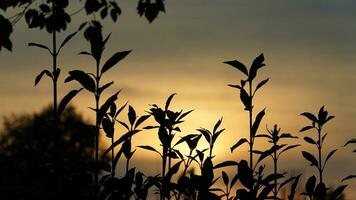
[28,42,51,53]
[58,88,83,116]
[344,138,356,146]
[254,78,269,94]
[231,138,248,152]
[103,130,140,156]
[331,185,347,199]
[248,53,265,81]
[165,93,176,111]
[223,60,248,76]
[197,128,211,144]
[78,51,91,56]
[97,81,113,95]
[214,161,239,169]
[301,112,318,123]
[240,88,251,111]
[304,136,316,145]
[305,175,316,196]
[342,175,356,182]
[128,105,137,126]
[65,70,96,93]
[228,84,241,89]
[302,151,318,167]
[59,31,77,50]
[300,125,314,132]
[102,117,114,138]
[213,117,223,133]
[34,70,52,86]
[251,109,265,137]
[135,115,150,129]
[323,149,337,169]
[98,91,120,122]
[166,161,182,181]
[288,175,301,200]
[222,171,229,186]
[278,144,300,158]
[101,50,132,74]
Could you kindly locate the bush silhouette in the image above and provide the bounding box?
[0,105,105,200]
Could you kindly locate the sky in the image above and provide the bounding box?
[1,0,356,198]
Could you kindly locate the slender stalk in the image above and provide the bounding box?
[126,157,130,174]
[249,80,253,169]
[94,59,100,193]
[318,127,323,184]
[161,151,166,200]
[111,136,114,176]
[273,148,278,200]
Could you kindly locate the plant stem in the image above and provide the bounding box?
[249,80,253,169]
[111,135,114,176]
[273,149,278,200]
[161,152,166,200]
[318,127,323,184]
[94,59,100,194]
[126,157,130,174]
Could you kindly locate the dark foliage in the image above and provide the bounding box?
[0,106,100,200]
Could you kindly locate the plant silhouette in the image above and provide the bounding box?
[300,106,349,200]
[255,124,300,200]
[65,22,131,196]
[0,0,166,51]
[225,54,269,169]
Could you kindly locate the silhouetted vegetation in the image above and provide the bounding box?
[0,1,355,199]
[0,106,100,200]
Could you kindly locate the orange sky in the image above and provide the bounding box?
[1,0,356,198]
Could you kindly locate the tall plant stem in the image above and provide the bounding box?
[161,151,167,200]
[111,136,114,176]
[273,149,278,200]
[249,80,253,169]
[318,128,323,184]
[94,59,100,193]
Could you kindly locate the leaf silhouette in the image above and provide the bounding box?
[128,105,137,126]
[231,138,248,152]
[28,42,51,53]
[138,145,162,157]
[224,60,248,76]
[34,69,52,86]
[251,109,265,137]
[323,149,337,169]
[65,70,96,93]
[302,151,318,167]
[301,112,318,123]
[254,78,269,94]
[59,31,77,51]
[248,53,265,81]
[58,88,83,116]
[101,50,132,74]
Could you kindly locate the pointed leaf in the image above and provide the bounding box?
[302,151,318,167]
[231,138,248,152]
[137,145,162,157]
[28,42,51,53]
[59,32,77,50]
[135,115,150,129]
[35,69,52,86]
[65,70,96,93]
[224,60,248,76]
[165,93,176,111]
[251,109,265,137]
[101,50,132,74]
[128,105,137,126]
[301,112,318,123]
[323,149,337,169]
[58,88,83,116]
[254,78,269,93]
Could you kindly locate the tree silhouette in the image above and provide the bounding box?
[0,105,107,200]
